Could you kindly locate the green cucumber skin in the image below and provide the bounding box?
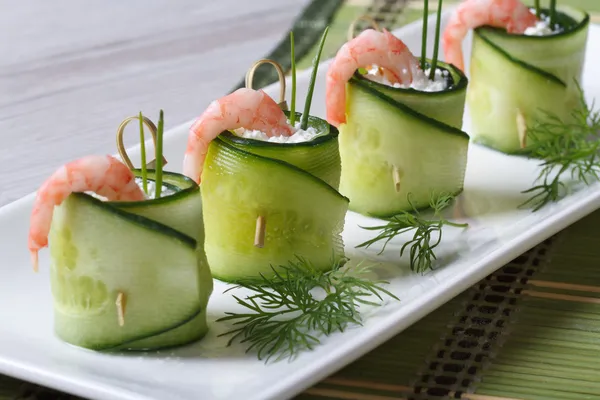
[202,138,348,282]
[50,174,212,351]
[353,60,468,130]
[339,75,469,218]
[111,308,208,351]
[221,112,342,190]
[467,6,589,154]
[112,172,213,308]
[475,6,589,85]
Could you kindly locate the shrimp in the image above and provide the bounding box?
[326,28,418,127]
[183,88,293,183]
[28,155,145,271]
[443,0,538,71]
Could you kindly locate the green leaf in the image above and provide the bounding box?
[290,31,297,126]
[154,109,164,199]
[138,111,148,194]
[429,0,444,80]
[301,26,330,130]
[421,0,429,70]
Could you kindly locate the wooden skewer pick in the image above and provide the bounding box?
[254,215,266,248]
[116,116,168,169]
[245,59,288,110]
[347,14,381,41]
[392,165,401,192]
[116,292,127,327]
[516,108,527,149]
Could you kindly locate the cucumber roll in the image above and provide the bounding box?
[183,43,349,282]
[223,111,341,189]
[443,1,589,153]
[326,26,470,218]
[28,114,213,351]
[49,170,212,350]
[200,113,348,282]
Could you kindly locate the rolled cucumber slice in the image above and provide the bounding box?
[49,171,212,351]
[339,61,469,218]
[113,171,213,308]
[357,60,468,130]
[202,137,349,282]
[468,6,589,153]
[221,111,341,189]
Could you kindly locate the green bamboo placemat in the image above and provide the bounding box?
[299,209,600,400]
[4,1,600,399]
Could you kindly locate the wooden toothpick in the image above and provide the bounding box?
[516,108,527,149]
[392,165,401,192]
[245,59,288,110]
[116,292,127,327]
[254,215,266,248]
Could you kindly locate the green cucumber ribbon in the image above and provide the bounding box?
[468,6,590,154]
[201,112,348,282]
[338,60,470,218]
[49,171,213,351]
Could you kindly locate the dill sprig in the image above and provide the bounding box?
[217,257,398,363]
[357,192,468,274]
[520,82,600,211]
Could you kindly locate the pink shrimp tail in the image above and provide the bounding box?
[325,65,346,128]
[183,89,292,183]
[28,155,144,271]
[442,22,467,71]
[443,0,538,72]
[31,251,39,273]
[326,29,416,127]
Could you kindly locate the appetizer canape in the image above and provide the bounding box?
[183,31,349,282]
[326,14,469,218]
[28,113,213,350]
[443,0,589,153]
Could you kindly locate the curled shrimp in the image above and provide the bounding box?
[183,88,294,183]
[326,28,418,127]
[442,0,538,71]
[28,155,145,271]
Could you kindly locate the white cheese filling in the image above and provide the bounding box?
[236,121,320,143]
[87,178,176,201]
[136,178,177,200]
[364,64,450,92]
[525,11,563,36]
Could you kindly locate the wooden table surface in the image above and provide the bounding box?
[0,0,308,207]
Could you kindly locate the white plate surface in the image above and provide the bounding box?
[2,11,600,400]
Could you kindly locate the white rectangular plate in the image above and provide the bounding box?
[2,11,600,400]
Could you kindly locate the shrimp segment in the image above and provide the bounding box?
[28,155,145,271]
[326,29,418,127]
[442,0,538,71]
[183,88,293,183]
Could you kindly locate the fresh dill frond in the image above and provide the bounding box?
[520,81,600,211]
[217,257,398,363]
[357,192,468,273]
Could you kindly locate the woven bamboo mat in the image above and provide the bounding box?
[3,0,600,399]
[298,209,600,400]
